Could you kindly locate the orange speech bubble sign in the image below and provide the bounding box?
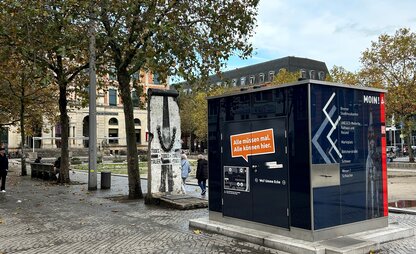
[230,129,275,162]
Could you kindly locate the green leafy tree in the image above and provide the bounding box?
[361,28,416,162]
[178,92,196,150]
[97,0,259,198]
[271,68,300,85]
[0,1,96,183]
[327,65,360,86]
[0,52,57,176]
[191,86,232,142]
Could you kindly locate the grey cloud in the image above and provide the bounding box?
[335,22,388,37]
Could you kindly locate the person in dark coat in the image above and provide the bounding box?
[196,154,208,196]
[54,157,61,177]
[34,156,42,163]
[0,147,9,192]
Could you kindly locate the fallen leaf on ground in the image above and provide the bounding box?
[193,229,202,235]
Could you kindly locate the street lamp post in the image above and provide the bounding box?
[88,15,97,190]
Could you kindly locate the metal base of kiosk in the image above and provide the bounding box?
[190,212,413,254]
[208,211,388,242]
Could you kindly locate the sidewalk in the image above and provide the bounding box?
[1,163,415,253]
[0,164,285,254]
[387,167,416,205]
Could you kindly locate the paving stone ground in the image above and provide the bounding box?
[0,163,286,254]
[0,162,415,253]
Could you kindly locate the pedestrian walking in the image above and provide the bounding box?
[196,154,208,196]
[54,157,61,179]
[181,154,191,194]
[0,147,9,192]
[34,156,42,163]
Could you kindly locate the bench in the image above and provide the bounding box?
[30,163,56,181]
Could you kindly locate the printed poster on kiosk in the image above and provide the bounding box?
[310,84,387,230]
[224,128,276,193]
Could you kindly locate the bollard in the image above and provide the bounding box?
[101,171,111,189]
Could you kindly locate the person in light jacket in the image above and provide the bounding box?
[181,154,191,194]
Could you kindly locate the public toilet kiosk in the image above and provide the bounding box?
[207,80,388,241]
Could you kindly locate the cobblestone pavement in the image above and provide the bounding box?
[0,165,286,254]
[379,214,416,254]
[1,164,415,253]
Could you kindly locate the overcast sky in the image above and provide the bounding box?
[226,0,416,72]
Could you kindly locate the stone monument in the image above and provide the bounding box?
[146,89,182,200]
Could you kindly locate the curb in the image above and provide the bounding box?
[388,207,416,215]
[388,162,416,169]
[71,169,202,187]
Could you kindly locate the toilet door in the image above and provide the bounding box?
[251,118,290,228]
[222,121,252,221]
[222,117,290,229]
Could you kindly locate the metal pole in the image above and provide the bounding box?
[389,129,392,146]
[88,14,97,190]
[401,134,404,155]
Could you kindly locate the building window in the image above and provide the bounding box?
[231,79,238,86]
[134,118,141,126]
[132,90,139,107]
[318,71,325,80]
[109,89,117,106]
[183,88,192,94]
[82,116,89,148]
[300,69,307,79]
[240,77,246,86]
[108,67,117,81]
[131,72,139,82]
[153,72,161,84]
[268,71,275,82]
[259,73,265,84]
[109,118,118,125]
[55,124,62,148]
[108,129,119,144]
[135,129,141,144]
[249,76,255,85]
[309,70,316,79]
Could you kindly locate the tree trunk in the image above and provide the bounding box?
[190,134,195,153]
[20,96,27,176]
[57,82,70,184]
[118,71,143,199]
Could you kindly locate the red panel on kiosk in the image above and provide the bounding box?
[380,93,388,216]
